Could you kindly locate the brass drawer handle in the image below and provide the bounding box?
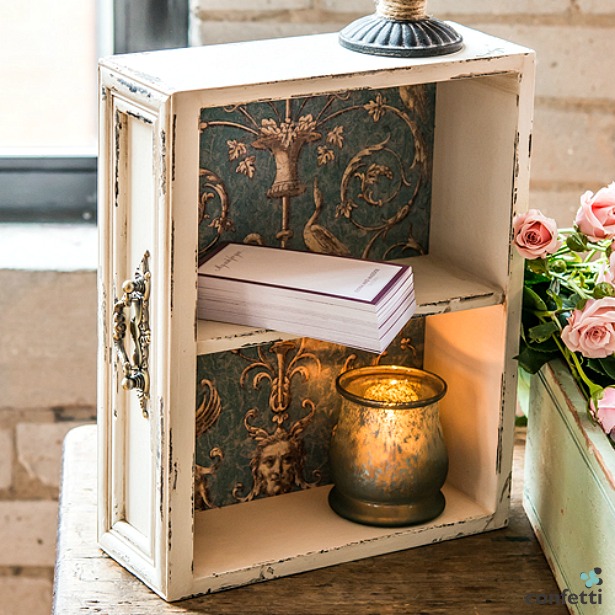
[113,251,151,418]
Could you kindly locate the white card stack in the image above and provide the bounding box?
[197,243,416,353]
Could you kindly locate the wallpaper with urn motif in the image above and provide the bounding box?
[198,84,435,261]
[195,84,435,510]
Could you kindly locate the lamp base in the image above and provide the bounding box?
[339,14,463,58]
[328,486,446,527]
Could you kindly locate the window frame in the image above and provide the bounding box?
[0,0,189,223]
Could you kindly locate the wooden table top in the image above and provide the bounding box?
[53,425,565,614]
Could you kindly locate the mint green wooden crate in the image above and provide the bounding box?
[524,361,615,613]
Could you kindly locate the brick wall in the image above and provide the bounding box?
[0,269,97,615]
[191,0,615,225]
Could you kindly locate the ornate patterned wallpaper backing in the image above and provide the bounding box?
[195,84,436,511]
[198,84,435,261]
[195,319,425,510]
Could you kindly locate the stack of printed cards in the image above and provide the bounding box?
[197,243,416,353]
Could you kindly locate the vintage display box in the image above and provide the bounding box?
[98,25,534,600]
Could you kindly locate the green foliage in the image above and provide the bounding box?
[529,321,559,343]
[566,232,589,252]
[587,356,615,380]
[594,282,615,299]
[515,340,559,375]
[517,226,615,395]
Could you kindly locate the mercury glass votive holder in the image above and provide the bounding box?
[329,365,448,527]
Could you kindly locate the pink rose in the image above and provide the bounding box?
[561,298,615,358]
[575,182,615,241]
[513,209,561,259]
[591,387,615,437]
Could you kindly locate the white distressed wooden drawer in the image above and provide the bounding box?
[98,24,534,601]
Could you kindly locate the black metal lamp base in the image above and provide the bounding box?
[339,14,463,58]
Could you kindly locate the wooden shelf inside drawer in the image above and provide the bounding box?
[405,255,504,316]
[196,254,502,355]
[192,482,492,594]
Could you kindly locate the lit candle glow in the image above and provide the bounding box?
[329,365,448,527]
[364,379,419,404]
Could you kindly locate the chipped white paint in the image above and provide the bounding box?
[98,27,535,601]
[192,483,492,593]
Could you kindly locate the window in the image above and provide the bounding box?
[0,0,188,223]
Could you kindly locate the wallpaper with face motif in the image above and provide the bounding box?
[198,84,435,262]
[195,318,425,510]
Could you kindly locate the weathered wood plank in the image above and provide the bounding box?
[53,425,564,614]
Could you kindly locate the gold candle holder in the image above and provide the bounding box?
[329,365,448,526]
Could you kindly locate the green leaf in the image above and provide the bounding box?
[519,331,558,352]
[593,356,615,380]
[523,286,548,311]
[587,359,608,378]
[584,359,615,392]
[562,294,581,310]
[527,259,549,274]
[566,232,588,252]
[594,282,615,299]
[561,294,586,311]
[515,343,559,375]
[528,321,559,343]
[524,269,550,286]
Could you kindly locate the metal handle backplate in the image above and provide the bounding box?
[113,251,151,418]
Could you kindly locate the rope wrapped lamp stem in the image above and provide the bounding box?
[339,0,463,58]
[376,0,427,21]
